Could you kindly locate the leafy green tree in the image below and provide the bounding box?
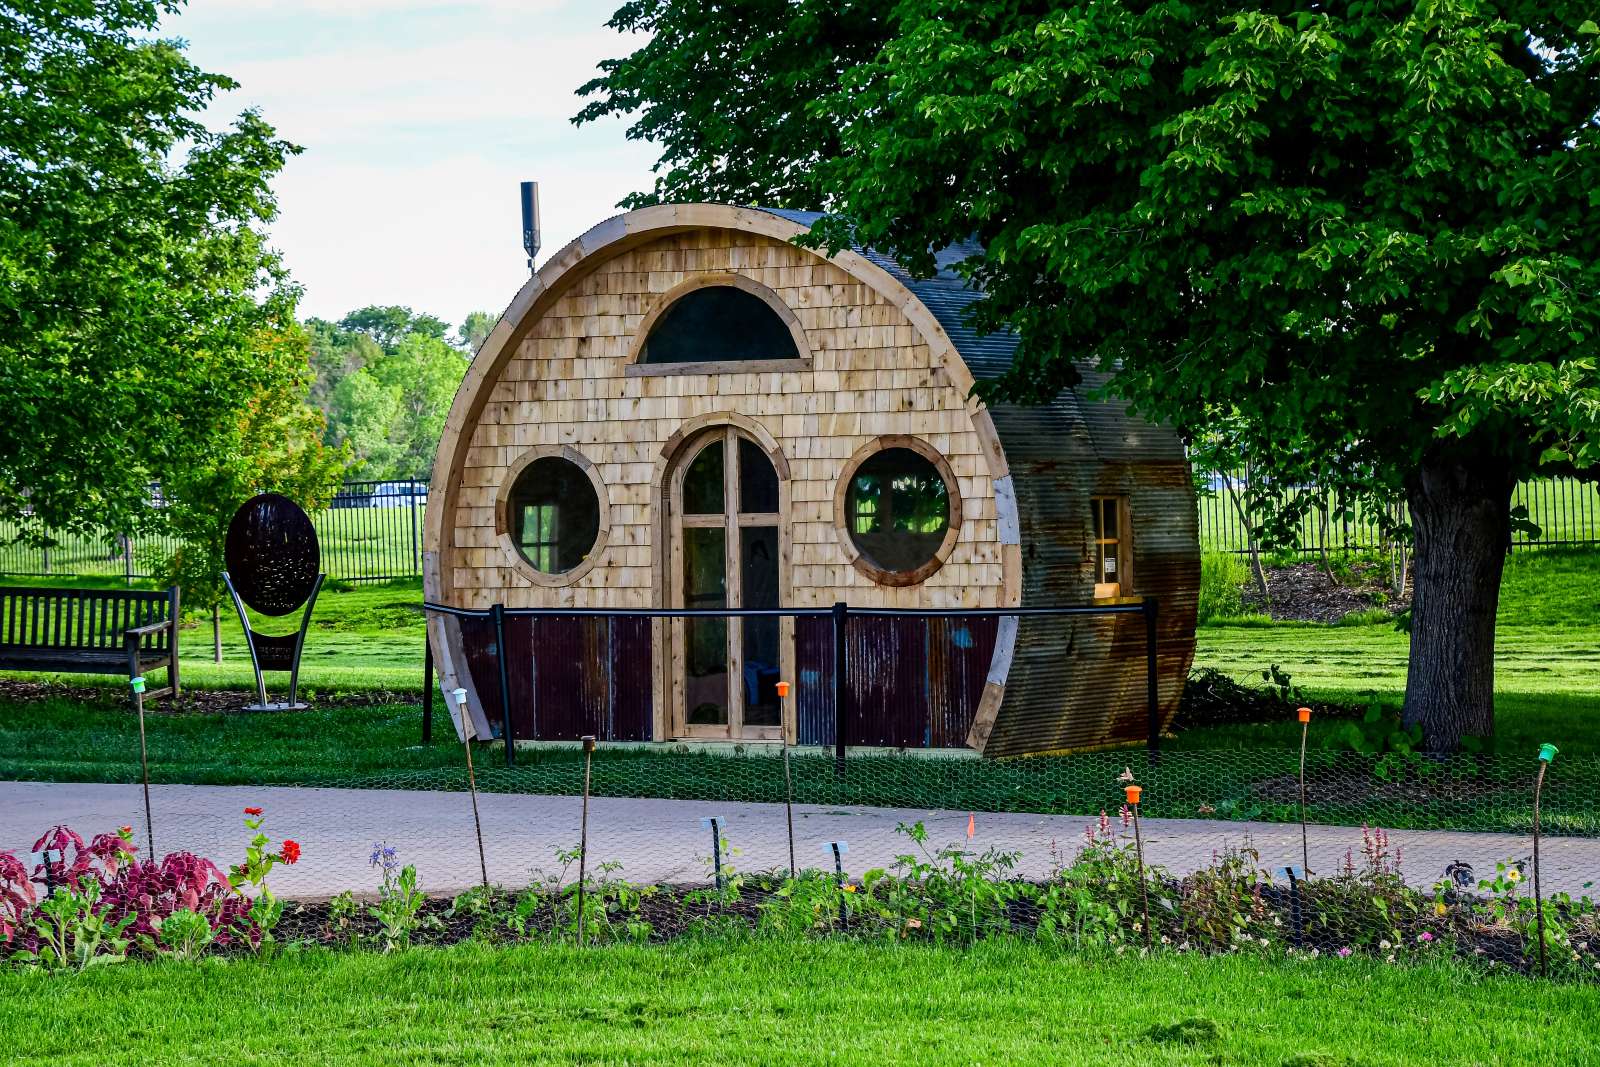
[456,310,497,352]
[1,0,300,541]
[305,318,383,411]
[581,2,1600,749]
[574,0,886,209]
[316,320,466,479]
[338,306,449,350]
[157,325,347,659]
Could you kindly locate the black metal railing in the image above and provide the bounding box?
[421,598,1161,773]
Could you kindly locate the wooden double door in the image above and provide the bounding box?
[667,426,787,740]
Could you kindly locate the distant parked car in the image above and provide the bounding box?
[366,481,427,508]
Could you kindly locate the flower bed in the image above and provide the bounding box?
[4,812,1596,979]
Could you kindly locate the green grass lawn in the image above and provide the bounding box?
[0,574,426,692]
[1,940,1595,1066]
[0,550,1594,822]
[1189,547,1600,756]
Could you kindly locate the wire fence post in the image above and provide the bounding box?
[491,603,515,767]
[577,735,595,946]
[1534,743,1557,977]
[130,675,154,857]
[1144,597,1160,761]
[776,681,797,874]
[1297,706,1312,875]
[702,816,724,892]
[832,601,848,780]
[1126,783,1151,949]
[453,688,489,890]
[828,841,849,928]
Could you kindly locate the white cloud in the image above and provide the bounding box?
[166,0,658,327]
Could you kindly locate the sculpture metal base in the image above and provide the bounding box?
[223,570,325,712]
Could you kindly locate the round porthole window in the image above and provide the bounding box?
[840,442,960,585]
[506,455,601,575]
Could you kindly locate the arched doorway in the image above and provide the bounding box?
[666,425,788,740]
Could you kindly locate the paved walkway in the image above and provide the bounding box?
[2,780,1591,898]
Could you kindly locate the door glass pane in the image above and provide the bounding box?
[738,438,779,514]
[683,526,728,725]
[740,525,781,726]
[683,440,724,515]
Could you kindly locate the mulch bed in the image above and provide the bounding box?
[1242,561,1411,623]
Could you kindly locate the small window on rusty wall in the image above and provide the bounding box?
[508,457,600,574]
[641,286,799,364]
[1092,496,1131,599]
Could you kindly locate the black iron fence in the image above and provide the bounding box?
[1198,475,1600,556]
[0,480,430,585]
[1,474,1595,584]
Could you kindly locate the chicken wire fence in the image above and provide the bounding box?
[6,734,1599,977]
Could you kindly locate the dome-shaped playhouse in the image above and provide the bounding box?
[425,204,1199,757]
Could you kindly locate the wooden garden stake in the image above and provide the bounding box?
[453,688,489,889]
[577,735,596,946]
[131,675,154,857]
[1126,783,1151,949]
[1534,743,1557,977]
[776,681,796,876]
[1297,706,1312,875]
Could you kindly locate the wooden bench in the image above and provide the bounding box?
[0,586,180,698]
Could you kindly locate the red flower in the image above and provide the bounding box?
[279,840,301,865]
[244,807,263,817]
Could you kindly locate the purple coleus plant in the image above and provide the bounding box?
[2,823,272,959]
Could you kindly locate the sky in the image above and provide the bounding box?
[166,0,660,331]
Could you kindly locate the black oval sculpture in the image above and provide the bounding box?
[224,493,321,617]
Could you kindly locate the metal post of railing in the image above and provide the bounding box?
[1144,596,1160,758]
[492,603,515,767]
[422,639,434,745]
[831,601,847,780]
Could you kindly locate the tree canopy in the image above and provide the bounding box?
[308,312,468,480]
[0,0,302,540]
[580,1,1600,747]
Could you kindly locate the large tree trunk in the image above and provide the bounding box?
[1402,452,1515,750]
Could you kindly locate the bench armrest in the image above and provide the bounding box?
[124,618,174,639]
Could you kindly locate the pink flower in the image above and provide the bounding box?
[1418,931,1434,943]
[1337,947,1353,958]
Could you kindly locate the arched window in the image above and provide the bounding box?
[639,283,801,365]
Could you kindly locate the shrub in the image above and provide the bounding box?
[1173,664,1306,729]
[1197,552,1248,623]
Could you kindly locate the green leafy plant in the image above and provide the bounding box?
[148,908,216,962]
[19,878,133,971]
[365,843,437,953]
[1322,703,1426,779]
[225,808,300,952]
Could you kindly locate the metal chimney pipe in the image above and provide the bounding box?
[520,181,541,273]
